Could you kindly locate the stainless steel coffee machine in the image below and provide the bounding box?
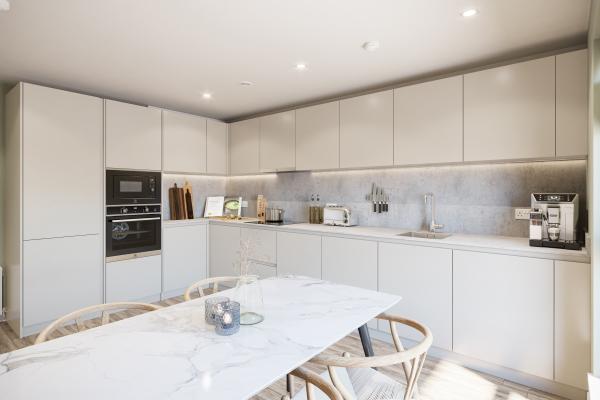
[529,193,581,250]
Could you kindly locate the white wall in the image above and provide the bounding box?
[0,82,6,263]
[589,0,600,375]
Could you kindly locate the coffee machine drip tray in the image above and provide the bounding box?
[529,239,582,250]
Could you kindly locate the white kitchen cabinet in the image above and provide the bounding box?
[23,235,102,328]
[277,232,321,279]
[250,262,277,279]
[209,225,241,277]
[229,118,260,175]
[555,261,591,389]
[394,76,463,165]
[340,90,394,168]
[378,243,452,350]
[241,227,276,265]
[260,111,295,172]
[322,236,378,328]
[556,49,588,157]
[22,83,103,240]
[295,101,340,170]
[106,255,162,303]
[163,223,208,295]
[163,110,207,174]
[105,100,162,170]
[464,56,555,161]
[207,119,229,175]
[453,251,554,379]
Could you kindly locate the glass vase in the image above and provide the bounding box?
[234,274,264,325]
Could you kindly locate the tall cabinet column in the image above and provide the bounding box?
[3,83,104,337]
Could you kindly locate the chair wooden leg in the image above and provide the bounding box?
[404,353,427,400]
[286,373,294,398]
[390,320,412,383]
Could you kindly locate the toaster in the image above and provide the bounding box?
[323,204,357,227]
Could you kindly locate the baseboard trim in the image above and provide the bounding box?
[368,328,587,400]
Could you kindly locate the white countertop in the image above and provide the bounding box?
[0,277,399,400]
[202,219,589,263]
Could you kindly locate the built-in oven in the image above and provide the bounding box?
[106,170,161,205]
[106,205,161,262]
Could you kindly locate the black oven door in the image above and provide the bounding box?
[106,214,161,259]
[106,170,161,205]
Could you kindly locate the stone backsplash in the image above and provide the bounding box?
[164,160,587,238]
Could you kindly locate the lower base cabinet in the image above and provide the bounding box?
[555,261,591,389]
[209,225,241,277]
[106,255,161,302]
[322,236,378,328]
[250,262,277,279]
[453,251,554,380]
[23,235,103,328]
[241,227,276,265]
[163,223,208,294]
[378,242,452,350]
[277,232,322,279]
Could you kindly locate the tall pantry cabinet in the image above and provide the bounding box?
[3,83,104,337]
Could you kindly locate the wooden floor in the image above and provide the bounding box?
[0,296,566,400]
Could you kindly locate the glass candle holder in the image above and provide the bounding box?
[205,296,229,325]
[214,301,241,336]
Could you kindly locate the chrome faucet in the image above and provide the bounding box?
[424,193,444,233]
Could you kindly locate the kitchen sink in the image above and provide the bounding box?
[397,231,452,240]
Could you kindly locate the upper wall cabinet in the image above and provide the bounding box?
[296,101,340,171]
[394,76,463,165]
[207,119,229,175]
[105,100,162,170]
[163,110,207,174]
[556,49,588,157]
[260,111,295,172]
[22,84,103,240]
[340,90,394,168]
[464,56,555,162]
[230,118,260,175]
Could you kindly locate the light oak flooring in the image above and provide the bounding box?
[0,296,566,400]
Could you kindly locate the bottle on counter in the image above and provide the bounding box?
[309,194,316,224]
[316,194,323,224]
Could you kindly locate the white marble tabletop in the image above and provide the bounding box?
[0,276,400,400]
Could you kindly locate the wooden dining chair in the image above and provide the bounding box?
[35,302,162,344]
[183,276,242,301]
[282,367,343,400]
[307,313,433,400]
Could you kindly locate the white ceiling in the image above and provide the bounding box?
[0,0,591,120]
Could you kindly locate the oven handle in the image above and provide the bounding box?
[109,217,161,223]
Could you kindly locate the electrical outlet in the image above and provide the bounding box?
[514,208,531,220]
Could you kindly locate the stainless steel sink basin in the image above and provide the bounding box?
[397,231,452,240]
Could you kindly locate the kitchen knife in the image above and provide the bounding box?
[372,183,377,212]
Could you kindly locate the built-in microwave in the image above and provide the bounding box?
[106,170,161,205]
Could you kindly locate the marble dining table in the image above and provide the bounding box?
[0,276,400,400]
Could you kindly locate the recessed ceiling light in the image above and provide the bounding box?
[295,63,308,71]
[362,41,380,52]
[202,92,212,100]
[0,0,10,11]
[240,81,254,86]
[461,8,478,17]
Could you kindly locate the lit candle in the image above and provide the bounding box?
[222,311,233,326]
[214,301,240,336]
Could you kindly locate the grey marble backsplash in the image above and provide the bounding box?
[164,160,587,238]
[162,174,227,220]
